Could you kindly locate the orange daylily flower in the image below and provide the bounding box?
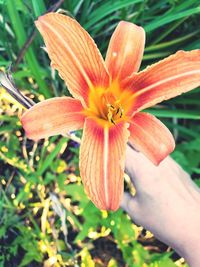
[21,13,200,211]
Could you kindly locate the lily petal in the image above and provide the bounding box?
[128,112,175,165]
[105,21,145,81]
[21,97,85,141]
[35,13,110,106]
[123,50,200,113]
[80,118,129,211]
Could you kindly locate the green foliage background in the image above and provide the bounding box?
[0,0,200,266]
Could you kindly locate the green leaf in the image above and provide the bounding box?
[84,0,143,29]
[6,0,51,98]
[145,7,200,32]
[36,137,68,176]
[146,108,200,120]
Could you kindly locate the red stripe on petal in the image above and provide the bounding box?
[129,112,175,165]
[80,118,129,211]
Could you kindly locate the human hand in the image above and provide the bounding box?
[121,145,200,267]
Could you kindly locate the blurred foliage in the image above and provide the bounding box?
[0,0,200,266]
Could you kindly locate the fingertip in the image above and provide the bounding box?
[120,192,136,214]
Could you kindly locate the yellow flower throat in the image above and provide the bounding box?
[85,82,132,126]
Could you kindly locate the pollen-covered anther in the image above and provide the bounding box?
[107,102,124,125]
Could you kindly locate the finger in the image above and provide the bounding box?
[125,145,159,189]
[120,192,139,221]
[125,145,181,190]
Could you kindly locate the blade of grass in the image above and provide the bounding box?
[143,51,171,61]
[84,0,143,29]
[31,0,46,17]
[151,17,187,45]
[145,7,200,32]
[165,122,199,139]
[36,137,68,176]
[146,108,200,119]
[6,0,51,98]
[79,0,92,24]
[145,30,199,52]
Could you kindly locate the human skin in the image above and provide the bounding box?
[121,145,200,267]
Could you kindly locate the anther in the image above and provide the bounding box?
[111,118,116,125]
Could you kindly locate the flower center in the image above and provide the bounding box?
[106,99,124,125]
[86,88,125,125]
[85,80,135,126]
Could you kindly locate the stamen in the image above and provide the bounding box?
[107,102,124,125]
[111,118,116,125]
[120,108,124,118]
